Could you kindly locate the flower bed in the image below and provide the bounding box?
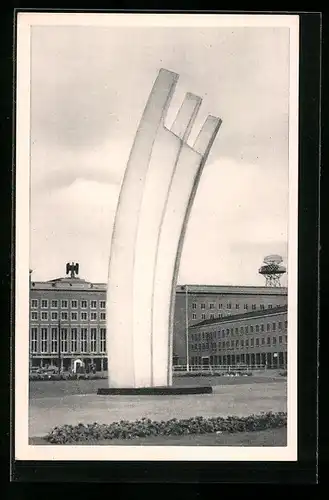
[45,411,287,444]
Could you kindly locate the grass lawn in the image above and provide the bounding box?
[29,372,285,399]
[29,426,287,446]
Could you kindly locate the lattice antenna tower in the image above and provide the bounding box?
[258,255,286,287]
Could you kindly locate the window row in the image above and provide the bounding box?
[192,303,276,311]
[190,335,287,351]
[30,327,107,354]
[31,311,106,321]
[190,320,288,341]
[31,299,106,309]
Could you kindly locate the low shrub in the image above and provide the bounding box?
[45,411,287,444]
[175,371,252,378]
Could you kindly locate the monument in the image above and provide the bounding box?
[98,68,221,395]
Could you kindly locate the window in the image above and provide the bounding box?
[261,324,264,332]
[235,328,238,335]
[250,338,254,347]
[209,303,214,309]
[81,300,87,309]
[100,301,106,309]
[31,311,38,321]
[90,312,97,321]
[245,326,249,334]
[51,300,58,308]
[61,311,68,321]
[255,325,259,333]
[230,340,234,348]
[71,300,78,309]
[278,321,282,330]
[272,337,277,345]
[201,303,205,310]
[51,328,58,353]
[81,312,88,321]
[192,303,197,309]
[250,325,254,333]
[41,299,48,309]
[31,328,38,353]
[230,328,234,335]
[244,304,248,310]
[284,320,288,328]
[226,341,229,349]
[241,339,244,347]
[252,304,256,310]
[51,311,58,321]
[41,311,48,321]
[210,314,214,319]
[279,336,283,344]
[261,337,265,345]
[90,328,97,353]
[60,328,68,353]
[285,335,288,344]
[31,299,38,308]
[80,328,88,353]
[100,312,106,321]
[256,338,259,346]
[218,303,222,309]
[236,339,239,347]
[201,313,206,320]
[218,341,221,349]
[246,339,249,347]
[221,330,225,338]
[71,328,78,352]
[267,337,271,345]
[235,304,240,309]
[227,303,232,309]
[90,300,97,309]
[259,304,264,310]
[41,328,48,353]
[272,322,276,331]
[218,313,222,318]
[226,329,230,336]
[71,312,78,321]
[61,300,68,309]
[240,327,244,334]
[267,323,271,331]
[268,304,273,309]
[100,329,106,353]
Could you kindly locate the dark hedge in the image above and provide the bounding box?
[45,411,287,444]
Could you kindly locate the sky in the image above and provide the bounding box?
[29,22,290,286]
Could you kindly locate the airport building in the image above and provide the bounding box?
[29,263,288,370]
[188,304,288,369]
[174,285,287,364]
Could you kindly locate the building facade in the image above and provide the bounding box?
[173,285,287,364]
[29,267,288,370]
[188,305,288,369]
[29,275,108,371]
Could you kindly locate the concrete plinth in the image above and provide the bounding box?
[97,386,213,396]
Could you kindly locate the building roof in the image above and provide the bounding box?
[190,304,288,329]
[31,276,106,291]
[176,284,287,295]
[31,276,287,295]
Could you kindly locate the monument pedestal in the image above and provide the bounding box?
[97,386,213,396]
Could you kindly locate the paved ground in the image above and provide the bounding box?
[29,427,287,447]
[29,378,287,438]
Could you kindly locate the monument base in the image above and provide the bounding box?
[97,386,213,396]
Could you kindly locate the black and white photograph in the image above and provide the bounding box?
[15,12,299,461]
